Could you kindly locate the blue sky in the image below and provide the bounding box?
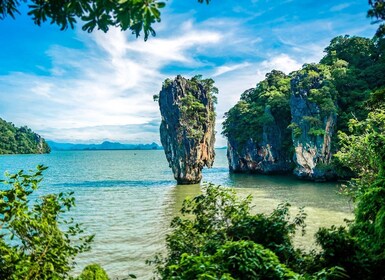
[0,0,378,146]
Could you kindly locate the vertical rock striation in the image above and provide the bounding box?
[223,65,338,181]
[158,75,216,184]
[223,71,293,174]
[289,64,337,180]
[226,107,293,174]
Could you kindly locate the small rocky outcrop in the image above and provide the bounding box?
[158,75,216,184]
[227,107,292,174]
[289,64,337,180]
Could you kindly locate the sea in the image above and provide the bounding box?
[0,149,353,279]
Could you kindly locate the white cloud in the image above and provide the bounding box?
[330,3,351,12]
[260,54,302,74]
[0,22,223,144]
[212,62,251,77]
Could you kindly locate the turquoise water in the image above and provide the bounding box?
[0,150,352,279]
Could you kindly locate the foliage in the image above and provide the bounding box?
[287,123,302,139]
[151,184,321,279]
[0,118,50,154]
[160,241,298,280]
[321,35,385,134]
[77,264,110,280]
[335,109,385,191]
[0,0,209,39]
[291,63,338,118]
[315,108,385,280]
[0,165,94,279]
[222,70,292,150]
[315,226,370,280]
[175,75,217,140]
[368,0,385,37]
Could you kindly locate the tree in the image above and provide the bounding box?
[0,0,209,40]
[0,118,50,155]
[150,184,352,279]
[0,165,94,279]
[222,70,291,149]
[315,108,385,280]
[368,0,385,37]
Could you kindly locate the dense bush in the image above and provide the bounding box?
[77,264,110,280]
[314,108,385,280]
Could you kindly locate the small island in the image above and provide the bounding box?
[0,118,50,154]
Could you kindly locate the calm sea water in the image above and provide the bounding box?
[0,149,352,279]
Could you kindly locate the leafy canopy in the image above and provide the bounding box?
[315,108,385,280]
[0,0,210,40]
[368,0,385,37]
[222,70,291,148]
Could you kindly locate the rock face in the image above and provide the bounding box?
[223,65,338,181]
[289,94,336,180]
[158,75,216,184]
[227,107,292,174]
[289,66,337,180]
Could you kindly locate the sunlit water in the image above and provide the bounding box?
[0,150,353,279]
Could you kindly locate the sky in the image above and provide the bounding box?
[0,0,378,147]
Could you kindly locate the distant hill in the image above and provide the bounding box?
[47,141,163,151]
[0,118,50,154]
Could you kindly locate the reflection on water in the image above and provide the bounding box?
[0,149,353,278]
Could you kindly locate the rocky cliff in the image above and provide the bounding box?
[227,107,293,174]
[223,65,338,180]
[289,64,337,180]
[223,35,385,181]
[223,71,293,174]
[158,75,216,184]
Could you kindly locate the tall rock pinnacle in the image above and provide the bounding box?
[157,75,217,184]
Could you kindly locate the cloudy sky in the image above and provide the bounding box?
[0,0,378,146]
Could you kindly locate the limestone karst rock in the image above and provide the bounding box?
[226,107,293,174]
[223,65,338,181]
[289,64,337,180]
[224,71,293,175]
[158,75,216,184]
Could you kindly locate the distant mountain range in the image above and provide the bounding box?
[47,141,162,151]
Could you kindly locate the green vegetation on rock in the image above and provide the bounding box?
[223,70,291,149]
[158,75,216,184]
[0,118,50,154]
[179,75,218,140]
[223,35,385,179]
